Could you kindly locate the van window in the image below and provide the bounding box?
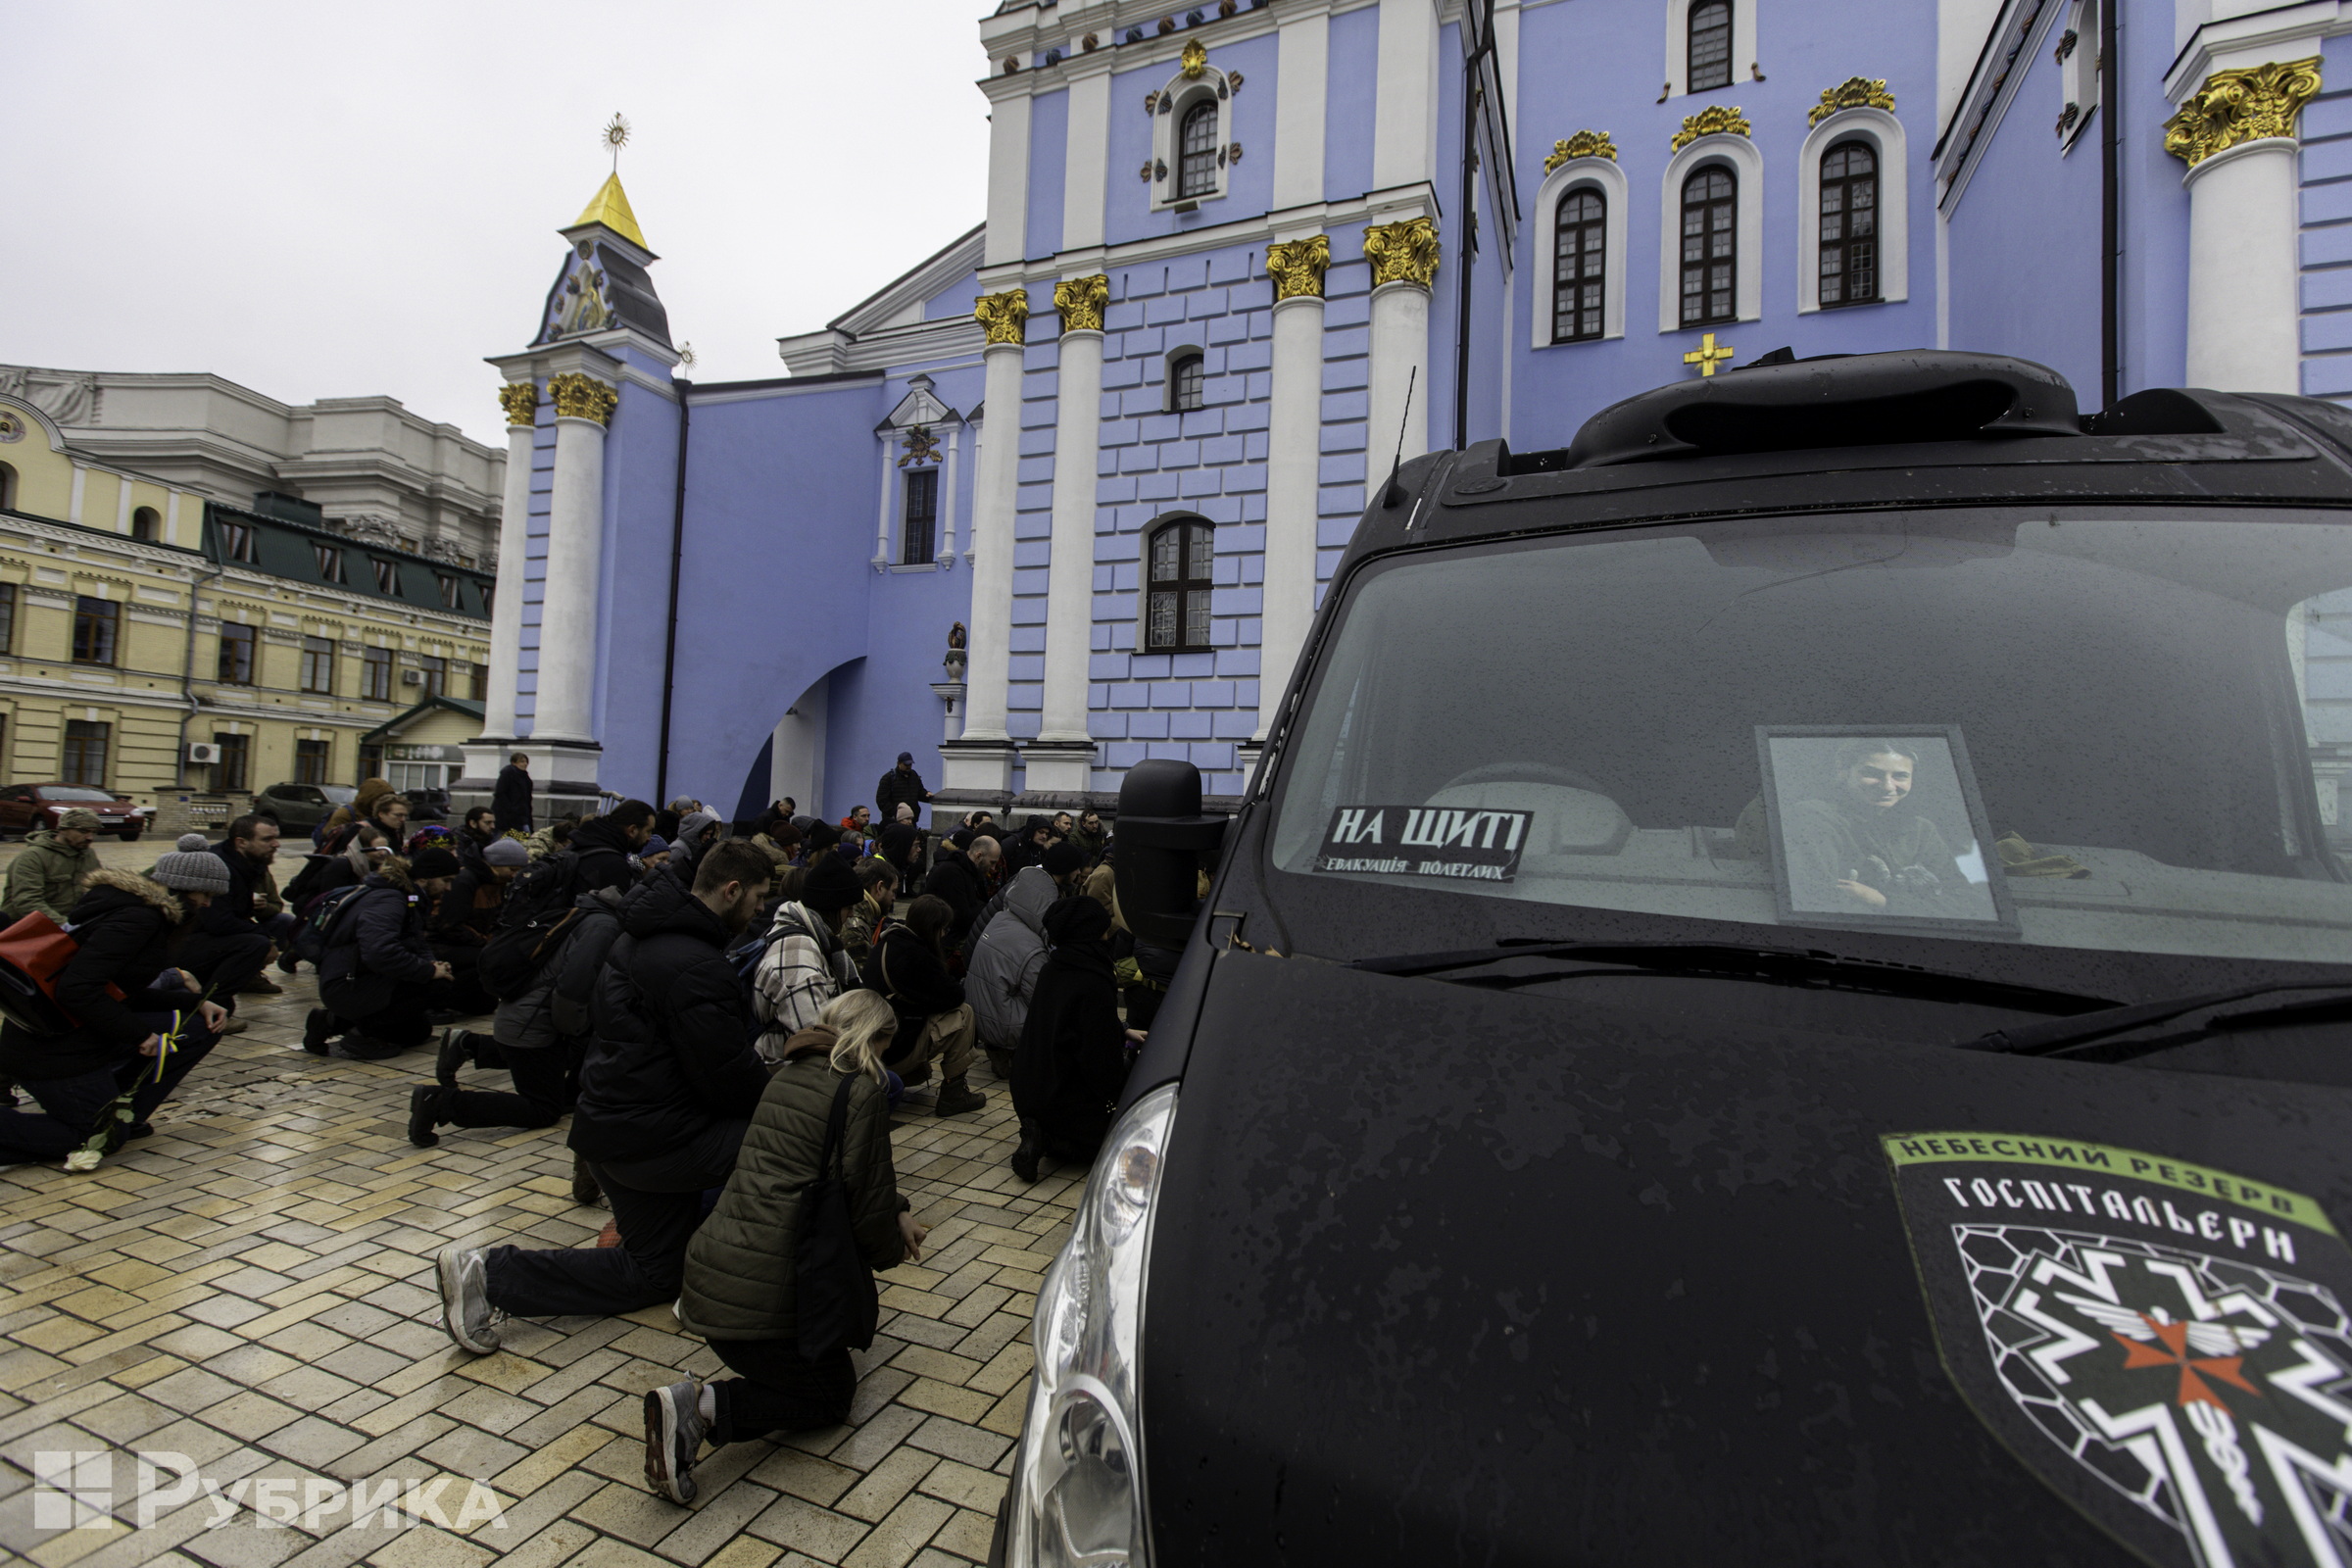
[1271,512,2352,965]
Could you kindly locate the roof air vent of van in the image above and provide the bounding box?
[1561,350,2082,468]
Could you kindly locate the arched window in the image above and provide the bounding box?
[131,506,160,543]
[1179,100,1220,199]
[0,463,15,513]
[1145,517,1214,653]
[1688,0,1733,92]
[1818,139,1879,307]
[901,467,938,566]
[1552,189,1607,343]
[1680,167,1738,327]
[1169,351,1205,413]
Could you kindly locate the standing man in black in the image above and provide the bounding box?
[873,752,931,829]
[493,753,534,836]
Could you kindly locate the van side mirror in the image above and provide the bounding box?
[1114,760,1227,948]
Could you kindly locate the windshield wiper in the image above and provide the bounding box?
[1348,941,2114,1015]
[1962,981,2352,1057]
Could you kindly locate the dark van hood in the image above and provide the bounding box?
[1141,953,2352,1567]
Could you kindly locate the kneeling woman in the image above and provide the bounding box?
[643,989,926,1504]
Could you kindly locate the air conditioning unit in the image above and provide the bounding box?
[186,743,220,765]
[401,669,424,686]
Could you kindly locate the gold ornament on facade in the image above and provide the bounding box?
[2164,57,2324,166]
[547,372,618,426]
[1807,77,1895,126]
[1545,130,1618,172]
[1671,105,1753,149]
[899,426,942,467]
[1054,273,1111,334]
[974,288,1030,345]
[1181,40,1208,78]
[1363,218,1442,289]
[1265,235,1332,300]
[497,382,539,427]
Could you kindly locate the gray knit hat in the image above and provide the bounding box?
[151,848,231,896]
[176,832,210,853]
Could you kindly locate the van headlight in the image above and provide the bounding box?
[1007,1083,1178,1568]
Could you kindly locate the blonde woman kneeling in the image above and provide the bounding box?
[643,990,927,1503]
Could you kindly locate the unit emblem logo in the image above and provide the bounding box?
[1886,1132,2352,1568]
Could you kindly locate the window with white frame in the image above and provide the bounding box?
[1657,131,1763,332]
[1151,60,1236,211]
[2056,0,2100,150]
[1796,107,1908,314]
[1663,0,1756,97]
[1533,152,1629,348]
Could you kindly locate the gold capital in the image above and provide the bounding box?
[1808,77,1895,127]
[1054,273,1110,334]
[1363,218,1441,289]
[1181,39,1207,78]
[1545,130,1617,172]
[1265,236,1331,301]
[1672,105,1752,149]
[546,372,618,426]
[497,382,539,427]
[975,288,1030,345]
[2165,57,2323,166]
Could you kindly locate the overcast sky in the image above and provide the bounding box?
[5,2,994,449]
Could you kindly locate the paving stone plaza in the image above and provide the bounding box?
[0,846,1065,1568]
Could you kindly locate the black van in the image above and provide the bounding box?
[994,352,2352,1568]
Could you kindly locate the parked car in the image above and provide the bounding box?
[250,782,356,833]
[0,783,146,841]
[405,786,450,823]
[1002,353,2352,1567]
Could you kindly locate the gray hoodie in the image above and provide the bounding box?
[967,865,1058,1050]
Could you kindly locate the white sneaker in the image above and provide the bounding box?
[434,1245,504,1354]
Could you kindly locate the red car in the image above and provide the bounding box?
[0,783,147,841]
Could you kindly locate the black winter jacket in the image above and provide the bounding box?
[493,764,533,833]
[870,924,964,1064]
[207,842,275,926]
[922,851,990,946]
[318,864,437,1017]
[1010,937,1129,1159]
[0,871,200,1081]
[565,815,644,897]
[431,862,501,943]
[873,766,930,822]
[568,873,767,1164]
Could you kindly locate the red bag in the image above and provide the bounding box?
[0,911,122,1035]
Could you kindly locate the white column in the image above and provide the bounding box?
[481,408,535,739]
[960,339,1026,745]
[1368,281,1432,466]
[942,425,961,562]
[984,91,1034,269]
[1258,292,1326,738]
[2184,137,2301,393]
[534,404,608,746]
[1273,13,1330,210]
[1373,0,1439,192]
[872,439,897,568]
[1038,325,1103,746]
[1063,66,1111,252]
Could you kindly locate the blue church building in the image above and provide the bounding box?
[459,0,2350,825]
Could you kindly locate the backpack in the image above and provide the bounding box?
[0,911,124,1035]
[281,853,331,911]
[286,884,367,968]
[475,846,622,1003]
[546,902,626,1038]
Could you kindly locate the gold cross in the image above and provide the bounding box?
[1684,332,1736,376]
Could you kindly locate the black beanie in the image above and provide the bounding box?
[409,847,462,879]
[802,853,861,913]
[1043,842,1089,879]
[1042,894,1111,946]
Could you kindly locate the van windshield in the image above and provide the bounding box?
[1268,511,2352,964]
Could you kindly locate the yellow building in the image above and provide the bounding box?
[0,392,494,833]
